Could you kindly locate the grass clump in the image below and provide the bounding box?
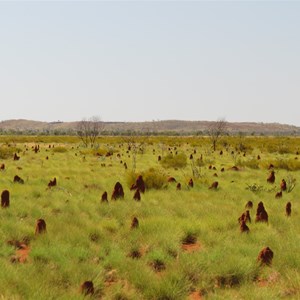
[147,250,167,272]
[275,158,300,171]
[261,158,300,171]
[237,157,260,169]
[126,171,138,188]
[126,168,166,190]
[150,273,190,300]
[0,136,299,299]
[182,232,197,245]
[52,146,68,153]
[160,153,187,169]
[0,145,20,159]
[143,168,167,190]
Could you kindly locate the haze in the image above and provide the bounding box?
[0,1,299,126]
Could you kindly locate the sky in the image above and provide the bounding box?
[0,1,299,126]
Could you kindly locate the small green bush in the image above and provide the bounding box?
[195,158,205,167]
[286,174,296,192]
[147,250,167,272]
[278,146,291,154]
[245,183,264,193]
[143,168,167,190]
[0,146,20,159]
[80,148,113,156]
[126,171,138,188]
[52,146,68,153]
[262,158,300,171]
[263,139,296,154]
[276,158,300,171]
[95,148,110,156]
[237,158,260,169]
[126,168,167,190]
[160,153,187,169]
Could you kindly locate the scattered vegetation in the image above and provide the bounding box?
[0,135,299,299]
[160,153,187,169]
[0,145,20,159]
[52,146,68,153]
[127,168,167,190]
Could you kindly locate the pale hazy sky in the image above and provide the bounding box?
[0,1,299,125]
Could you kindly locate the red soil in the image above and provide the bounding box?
[15,244,30,263]
[188,291,202,300]
[181,242,201,253]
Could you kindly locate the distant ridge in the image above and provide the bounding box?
[0,119,299,135]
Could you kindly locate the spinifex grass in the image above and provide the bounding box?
[0,136,299,299]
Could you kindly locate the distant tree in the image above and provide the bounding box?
[122,134,147,172]
[77,116,103,148]
[208,119,227,151]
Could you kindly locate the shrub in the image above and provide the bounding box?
[237,158,260,169]
[80,148,107,156]
[262,158,300,171]
[263,139,296,154]
[245,183,264,193]
[278,145,291,154]
[286,174,296,192]
[98,148,118,157]
[52,146,68,153]
[126,171,138,188]
[143,168,167,190]
[126,168,167,190]
[195,158,205,167]
[0,146,20,159]
[160,153,187,169]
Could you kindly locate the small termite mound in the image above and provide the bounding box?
[267,171,275,184]
[101,191,108,203]
[280,179,287,191]
[240,220,250,233]
[133,189,141,201]
[13,175,24,184]
[286,202,291,217]
[245,201,253,209]
[209,181,218,189]
[130,175,145,193]
[48,177,57,188]
[255,202,268,223]
[1,190,10,208]
[257,247,274,266]
[238,210,251,224]
[35,219,47,235]
[131,217,139,229]
[80,281,94,296]
[111,182,124,200]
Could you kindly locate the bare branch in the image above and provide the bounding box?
[208,119,227,151]
[77,116,104,148]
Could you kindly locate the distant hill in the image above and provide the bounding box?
[0,119,300,135]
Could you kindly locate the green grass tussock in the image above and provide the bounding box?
[0,145,21,159]
[160,152,187,169]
